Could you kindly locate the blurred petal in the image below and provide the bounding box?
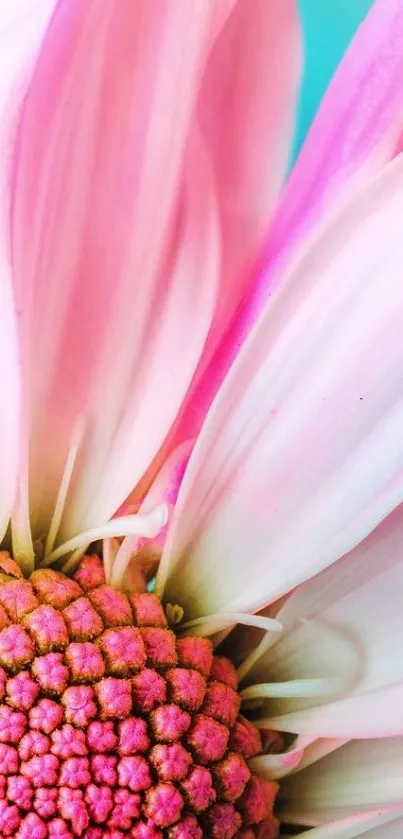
[12,0,223,545]
[281,738,403,826]
[151,0,302,456]
[286,812,403,839]
[158,154,403,617]
[263,0,403,287]
[250,505,403,737]
[170,0,403,456]
[0,1,56,540]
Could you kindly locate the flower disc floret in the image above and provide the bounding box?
[0,554,278,837]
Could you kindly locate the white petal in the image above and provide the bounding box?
[282,738,403,825]
[158,154,403,618]
[250,504,403,737]
[288,812,403,839]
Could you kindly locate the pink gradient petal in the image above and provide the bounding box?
[10,0,301,551]
[157,154,403,619]
[252,504,403,738]
[169,0,403,455]
[11,0,220,544]
[0,2,57,539]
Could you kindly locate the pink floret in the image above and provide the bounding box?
[203,681,240,727]
[130,594,167,628]
[140,629,177,669]
[62,598,103,642]
[86,721,117,753]
[210,657,239,690]
[62,686,97,727]
[145,783,184,828]
[166,668,206,711]
[238,777,278,827]
[18,732,50,761]
[95,679,132,719]
[118,716,149,754]
[117,756,151,792]
[0,743,19,774]
[90,754,117,786]
[214,753,251,802]
[32,653,69,694]
[23,606,68,652]
[0,626,34,670]
[181,766,216,812]
[21,753,59,786]
[100,628,145,674]
[187,716,229,764]
[176,638,213,677]
[6,671,39,710]
[150,744,192,782]
[16,812,47,839]
[204,802,242,838]
[0,705,27,743]
[108,789,140,828]
[7,776,33,811]
[73,555,105,592]
[85,783,113,823]
[30,570,81,610]
[168,814,203,839]
[131,821,162,839]
[132,669,166,713]
[58,787,89,836]
[34,787,58,818]
[89,587,132,627]
[65,642,105,682]
[29,698,63,734]
[151,705,191,742]
[0,666,7,699]
[0,582,38,623]
[47,818,74,839]
[0,800,20,835]
[51,725,87,759]
[229,716,262,760]
[59,756,91,788]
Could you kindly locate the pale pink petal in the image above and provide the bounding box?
[0,1,57,540]
[250,505,403,738]
[282,739,403,826]
[157,154,403,618]
[11,0,223,546]
[151,0,302,452]
[283,812,403,839]
[263,0,403,273]
[11,0,302,552]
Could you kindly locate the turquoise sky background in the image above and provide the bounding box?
[294,0,374,157]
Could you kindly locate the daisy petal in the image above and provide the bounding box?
[252,505,403,737]
[266,0,403,277]
[281,738,403,826]
[0,1,56,540]
[158,154,403,618]
[12,0,223,544]
[286,812,403,839]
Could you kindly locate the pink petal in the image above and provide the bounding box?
[157,154,403,618]
[174,0,403,447]
[0,1,56,539]
[150,0,302,454]
[253,504,403,738]
[11,0,302,550]
[11,0,223,544]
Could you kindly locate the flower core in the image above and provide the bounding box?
[0,553,278,838]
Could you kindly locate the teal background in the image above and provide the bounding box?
[295,0,374,157]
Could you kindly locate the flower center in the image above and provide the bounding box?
[0,552,278,839]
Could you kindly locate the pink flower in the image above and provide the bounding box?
[0,1,403,837]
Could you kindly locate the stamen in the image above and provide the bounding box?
[180,612,283,637]
[241,677,341,701]
[44,422,84,559]
[41,505,168,566]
